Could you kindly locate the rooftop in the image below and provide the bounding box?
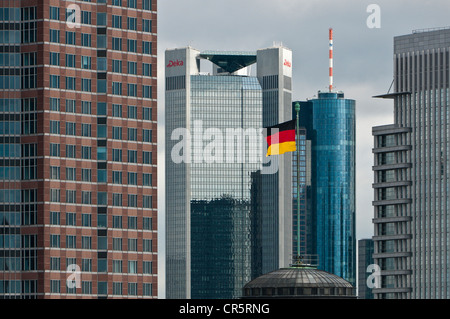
[199,50,257,74]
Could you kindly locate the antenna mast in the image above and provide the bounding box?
[329,28,333,92]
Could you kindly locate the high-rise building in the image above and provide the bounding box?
[0,1,157,298]
[165,46,292,299]
[294,90,356,287]
[358,238,375,299]
[373,27,450,299]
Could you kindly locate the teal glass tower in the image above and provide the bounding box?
[295,91,356,286]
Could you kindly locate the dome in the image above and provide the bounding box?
[242,266,356,299]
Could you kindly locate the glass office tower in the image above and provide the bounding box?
[165,46,292,299]
[373,28,450,299]
[0,1,158,298]
[296,91,356,286]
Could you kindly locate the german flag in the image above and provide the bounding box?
[265,119,296,156]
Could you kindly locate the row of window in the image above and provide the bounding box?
[49,75,153,97]
[50,7,153,33]
[50,98,153,120]
[49,144,153,164]
[49,280,153,296]
[49,234,153,252]
[49,189,153,208]
[50,30,153,54]
[49,212,153,229]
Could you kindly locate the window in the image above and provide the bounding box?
[97,57,107,71]
[112,82,122,95]
[143,85,152,98]
[50,257,60,270]
[81,78,91,92]
[112,104,122,117]
[127,83,137,96]
[50,211,60,225]
[81,191,92,204]
[81,56,91,69]
[112,60,122,73]
[128,259,137,272]
[112,149,122,162]
[82,168,92,182]
[81,101,92,114]
[66,167,76,181]
[143,173,152,186]
[112,37,122,50]
[113,238,122,251]
[128,0,137,8]
[127,39,137,53]
[50,97,60,111]
[127,17,137,30]
[66,99,76,113]
[50,7,60,20]
[127,238,137,252]
[128,128,137,141]
[98,192,107,206]
[65,31,76,45]
[112,171,122,184]
[50,280,60,293]
[50,52,60,66]
[143,0,152,10]
[50,234,60,248]
[66,122,76,135]
[98,169,107,182]
[82,258,92,271]
[143,19,152,32]
[66,54,76,67]
[66,235,76,248]
[97,79,107,93]
[66,190,76,203]
[112,193,122,206]
[82,281,92,294]
[50,75,60,88]
[97,12,106,26]
[143,41,151,54]
[143,151,152,164]
[112,260,122,273]
[128,194,137,207]
[82,146,92,159]
[143,195,152,208]
[98,237,107,251]
[143,63,152,76]
[143,129,152,142]
[143,283,152,296]
[66,212,76,226]
[81,11,91,24]
[97,147,107,161]
[128,217,138,231]
[81,33,91,47]
[65,76,76,90]
[112,215,122,228]
[128,150,137,163]
[143,217,153,230]
[81,123,91,137]
[113,282,123,295]
[127,61,137,74]
[128,172,137,185]
[50,120,60,134]
[97,102,107,115]
[82,214,92,227]
[112,0,122,6]
[143,107,152,120]
[112,126,122,140]
[50,29,60,43]
[50,143,60,156]
[66,144,76,158]
[143,239,152,252]
[128,283,137,296]
[112,15,122,28]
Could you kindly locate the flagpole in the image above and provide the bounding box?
[294,102,301,260]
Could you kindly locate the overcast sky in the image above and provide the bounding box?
[156,0,450,297]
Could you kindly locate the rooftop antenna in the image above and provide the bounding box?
[329,28,333,92]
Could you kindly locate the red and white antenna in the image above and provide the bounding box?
[329,28,333,92]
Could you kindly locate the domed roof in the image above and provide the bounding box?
[243,266,356,299]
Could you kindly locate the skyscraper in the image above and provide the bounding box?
[0,1,157,298]
[373,27,450,299]
[294,91,356,286]
[165,46,292,299]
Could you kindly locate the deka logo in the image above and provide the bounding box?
[283,59,292,68]
[167,60,184,67]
